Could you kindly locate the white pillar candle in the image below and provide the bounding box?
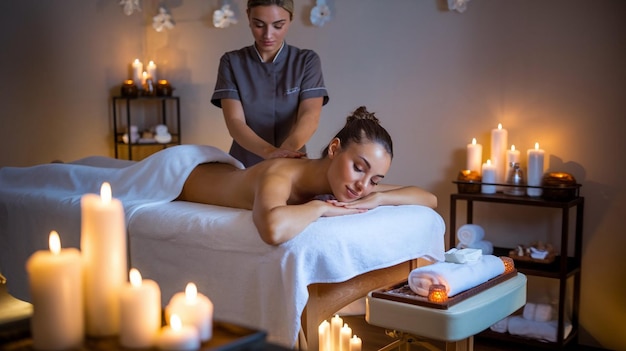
[481,160,497,194]
[26,231,83,351]
[81,182,127,336]
[120,268,162,349]
[157,314,200,351]
[318,320,330,351]
[147,60,157,82]
[132,59,143,88]
[490,123,508,188]
[466,138,483,175]
[330,314,343,351]
[340,323,352,351]
[349,335,362,351]
[165,283,213,342]
[527,142,545,197]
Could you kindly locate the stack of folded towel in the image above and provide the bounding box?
[456,224,493,255]
[407,254,505,297]
[490,302,572,342]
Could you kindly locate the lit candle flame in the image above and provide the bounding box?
[170,314,182,331]
[185,282,198,303]
[498,123,502,130]
[511,145,516,151]
[472,138,477,145]
[535,142,540,150]
[486,159,492,165]
[49,230,61,255]
[100,182,112,204]
[129,268,142,287]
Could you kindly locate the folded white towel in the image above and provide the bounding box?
[534,303,553,322]
[407,255,505,297]
[507,316,572,343]
[490,317,509,333]
[457,224,485,246]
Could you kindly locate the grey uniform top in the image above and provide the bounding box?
[211,42,329,167]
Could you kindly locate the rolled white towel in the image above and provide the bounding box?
[456,224,485,246]
[523,302,537,320]
[533,303,553,322]
[490,317,509,333]
[407,255,505,297]
[472,240,493,255]
[507,316,572,343]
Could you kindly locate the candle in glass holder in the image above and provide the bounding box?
[457,170,481,194]
[500,256,516,274]
[428,284,448,303]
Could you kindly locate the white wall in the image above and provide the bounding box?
[0,1,624,349]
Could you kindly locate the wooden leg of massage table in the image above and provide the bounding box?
[444,336,473,351]
[300,258,432,350]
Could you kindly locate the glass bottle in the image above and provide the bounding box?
[504,162,525,196]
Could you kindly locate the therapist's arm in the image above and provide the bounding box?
[279,97,323,153]
[222,98,305,159]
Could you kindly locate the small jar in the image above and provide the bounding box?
[156,80,173,96]
[120,80,138,97]
[504,162,525,196]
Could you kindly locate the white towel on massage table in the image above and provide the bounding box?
[407,254,505,297]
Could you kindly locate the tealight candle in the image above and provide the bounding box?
[165,283,213,342]
[481,160,497,194]
[157,314,200,351]
[466,138,483,175]
[527,142,545,197]
[26,231,84,350]
[428,284,448,303]
[120,268,162,348]
[81,182,127,336]
[490,123,508,188]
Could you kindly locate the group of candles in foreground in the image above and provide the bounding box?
[318,315,362,351]
[25,182,212,351]
[465,123,545,196]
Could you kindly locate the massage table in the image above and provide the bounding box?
[0,145,446,349]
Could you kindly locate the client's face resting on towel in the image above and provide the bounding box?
[178,106,437,245]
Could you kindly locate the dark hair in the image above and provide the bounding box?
[322,106,393,158]
[247,0,294,20]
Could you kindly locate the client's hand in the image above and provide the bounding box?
[318,200,367,217]
[329,192,382,210]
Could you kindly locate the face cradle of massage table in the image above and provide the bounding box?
[366,273,527,343]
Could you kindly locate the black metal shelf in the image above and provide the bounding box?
[111,95,181,160]
[449,189,584,349]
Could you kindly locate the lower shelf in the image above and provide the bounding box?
[478,328,578,349]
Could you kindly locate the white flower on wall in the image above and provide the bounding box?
[153,6,175,32]
[213,4,238,29]
[310,0,331,27]
[448,0,470,13]
[120,0,141,16]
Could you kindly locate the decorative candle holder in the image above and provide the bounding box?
[156,80,173,96]
[541,172,578,201]
[457,170,481,194]
[500,256,515,274]
[143,78,156,96]
[428,284,448,303]
[120,80,138,97]
[504,162,525,196]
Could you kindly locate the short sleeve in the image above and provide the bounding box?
[299,50,329,105]
[211,53,240,108]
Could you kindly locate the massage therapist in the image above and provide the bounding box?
[211,0,329,167]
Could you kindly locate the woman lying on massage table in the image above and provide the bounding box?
[177,106,437,245]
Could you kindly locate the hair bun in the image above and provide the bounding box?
[348,106,379,124]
